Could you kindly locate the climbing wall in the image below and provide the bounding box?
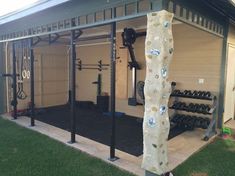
[142,10,174,175]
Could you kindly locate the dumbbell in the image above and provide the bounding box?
[197,91,204,98]
[181,116,191,130]
[172,89,181,96]
[192,90,198,98]
[179,102,187,110]
[200,118,210,129]
[185,116,196,131]
[196,104,204,113]
[189,103,199,113]
[194,104,201,113]
[187,103,195,112]
[177,115,186,129]
[183,90,192,97]
[172,101,179,109]
[202,105,211,114]
[171,114,181,123]
[180,116,189,129]
[174,102,184,110]
[205,91,211,98]
[194,117,203,128]
[200,91,206,98]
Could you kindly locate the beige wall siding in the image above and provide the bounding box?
[169,24,223,93]
[228,24,235,45]
[15,45,68,109]
[76,43,110,103]
[14,23,223,119]
[121,23,223,117]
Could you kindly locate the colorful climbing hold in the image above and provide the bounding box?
[148,117,156,127]
[150,49,161,56]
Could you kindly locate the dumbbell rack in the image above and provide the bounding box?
[169,91,217,141]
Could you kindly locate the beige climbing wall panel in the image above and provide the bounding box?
[142,10,174,175]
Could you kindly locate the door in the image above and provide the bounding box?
[224,44,235,122]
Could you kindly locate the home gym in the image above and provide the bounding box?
[3,15,221,153]
[0,0,234,175]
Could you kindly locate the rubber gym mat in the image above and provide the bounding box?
[33,104,185,156]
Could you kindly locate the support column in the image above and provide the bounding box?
[69,19,77,143]
[109,21,118,161]
[142,10,174,175]
[12,42,17,120]
[218,20,229,128]
[30,39,35,126]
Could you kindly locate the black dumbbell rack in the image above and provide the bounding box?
[169,90,217,141]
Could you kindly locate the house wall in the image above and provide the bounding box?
[228,24,235,44]
[10,23,223,119]
[225,24,235,119]
[72,23,223,118]
[117,23,223,117]
[11,45,68,110]
[76,43,111,102]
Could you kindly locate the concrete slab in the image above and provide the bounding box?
[1,114,215,176]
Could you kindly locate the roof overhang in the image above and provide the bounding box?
[0,0,70,25]
[204,0,235,22]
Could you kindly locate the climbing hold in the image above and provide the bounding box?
[160,105,167,115]
[169,48,174,54]
[148,117,156,127]
[151,107,158,112]
[150,49,161,56]
[164,21,169,27]
[147,41,152,45]
[152,144,157,148]
[161,68,167,78]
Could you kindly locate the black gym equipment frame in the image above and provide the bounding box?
[109,21,118,161]
[69,19,78,144]
[121,28,146,106]
[6,21,118,162]
[30,38,35,126]
[12,42,17,120]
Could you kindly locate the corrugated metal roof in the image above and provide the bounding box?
[0,0,70,25]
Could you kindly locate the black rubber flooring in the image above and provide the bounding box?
[34,104,185,156]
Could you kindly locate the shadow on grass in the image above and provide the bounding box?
[0,117,135,176]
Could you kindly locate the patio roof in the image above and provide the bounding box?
[0,0,70,25]
[204,0,235,22]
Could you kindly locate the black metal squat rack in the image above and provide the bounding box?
[169,88,217,141]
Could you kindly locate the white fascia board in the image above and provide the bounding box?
[0,0,70,25]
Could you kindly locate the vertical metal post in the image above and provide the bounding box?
[30,39,35,126]
[12,42,17,120]
[218,20,229,129]
[109,21,118,161]
[69,19,77,143]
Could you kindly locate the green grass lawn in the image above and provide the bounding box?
[0,117,134,176]
[1,117,235,176]
[173,137,235,176]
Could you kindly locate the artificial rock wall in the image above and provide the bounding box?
[142,10,174,175]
